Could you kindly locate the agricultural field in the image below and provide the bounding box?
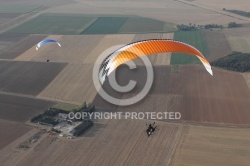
[242,72,250,91]
[11,119,182,166]
[223,27,250,36]
[82,17,128,34]
[7,14,96,35]
[0,94,56,122]
[16,34,135,63]
[171,30,207,65]
[0,5,42,14]
[19,33,173,65]
[170,125,250,166]
[95,65,250,125]
[0,61,66,95]
[129,0,246,25]
[0,127,42,166]
[174,0,250,23]
[0,119,32,150]
[0,0,250,165]
[37,64,97,104]
[7,13,175,35]
[227,35,250,53]
[191,0,250,11]
[202,30,232,61]
[0,34,29,52]
[174,66,250,125]
[83,33,173,65]
[82,17,175,34]
[16,35,103,63]
[0,35,47,59]
[47,2,125,15]
[0,13,20,25]
[36,33,174,105]
[73,0,246,24]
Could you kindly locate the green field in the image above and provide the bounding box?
[0,5,42,13]
[81,17,128,34]
[7,13,176,35]
[52,103,80,111]
[171,30,207,64]
[119,17,175,33]
[82,16,175,34]
[7,14,96,35]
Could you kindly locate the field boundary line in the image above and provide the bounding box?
[0,6,48,34]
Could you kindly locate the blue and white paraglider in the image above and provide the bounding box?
[36,39,61,50]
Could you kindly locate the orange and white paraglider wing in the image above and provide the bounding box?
[99,39,213,84]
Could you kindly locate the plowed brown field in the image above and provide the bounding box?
[170,125,250,166]
[94,65,250,125]
[15,119,182,166]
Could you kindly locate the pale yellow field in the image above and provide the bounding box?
[170,125,250,166]
[78,1,165,9]
[15,33,173,65]
[46,0,246,25]
[15,35,104,63]
[176,0,250,23]
[227,35,250,53]
[193,0,250,11]
[37,64,96,104]
[46,2,125,15]
[83,34,135,64]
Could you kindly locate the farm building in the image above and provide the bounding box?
[70,120,93,136]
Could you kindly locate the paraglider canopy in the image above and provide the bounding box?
[36,39,61,50]
[99,39,213,84]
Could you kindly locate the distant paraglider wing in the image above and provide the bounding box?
[36,39,61,50]
[99,39,213,84]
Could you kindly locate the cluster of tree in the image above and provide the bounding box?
[40,117,59,126]
[31,102,96,125]
[44,109,59,116]
[228,22,242,28]
[31,114,59,126]
[211,52,250,72]
[177,23,223,31]
[31,108,64,125]
[223,8,250,18]
[204,24,223,29]
[177,24,197,31]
